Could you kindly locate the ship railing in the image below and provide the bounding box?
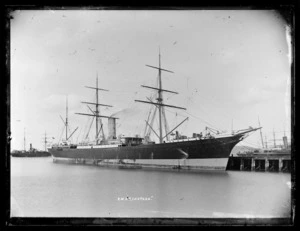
[165,137,200,143]
[77,144,120,149]
[165,133,239,143]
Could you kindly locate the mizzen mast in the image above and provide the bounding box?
[59,96,78,143]
[135,49,187,143]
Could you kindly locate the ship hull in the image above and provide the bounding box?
[11,151,51,157]
[52,157,229,171]
[49,134,244,171]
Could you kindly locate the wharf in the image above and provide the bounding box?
[226,153,291,172]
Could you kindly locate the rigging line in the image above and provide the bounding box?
[196,93,248,127]
[147,104,158,138]
[76,126,82,144]
[80,110,90,141]
[59,126,65,144]
[160,103,221,131]
[263,130,292,134]
[240,138,260,145]
[139,108,152,135]
[67,124,74,142]
[195,108,225,130]
[183,111,221,131]
[85,116,95,140]
[178,72,244,127]
[83,115,92,141]
[239,139,261,147]
[184,98,227,130]
[162,106,170,140]
[163,107,186,118]
[144,108,153,137]
[239,142,261,149]
[159,92,222,129]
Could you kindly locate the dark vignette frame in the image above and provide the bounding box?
[2,2,296,227]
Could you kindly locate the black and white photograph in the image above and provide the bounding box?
[7,7,293,225]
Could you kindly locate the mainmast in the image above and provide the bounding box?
[135,49,187,144]
[158,50,163,143]
[95,76,100,142]
[76,75,118,144]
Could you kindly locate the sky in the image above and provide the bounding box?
[10,9,292,151]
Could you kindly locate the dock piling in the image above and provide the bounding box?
[265,158,269,171]
[251,158,255,171]
[240,159,244,171]
[227,154,290,173]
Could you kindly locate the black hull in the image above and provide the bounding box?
[11,151,51,157]
[49,134,243,160]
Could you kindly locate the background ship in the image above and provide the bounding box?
[11,130,51,157]
[49,51,259,171]
[11,143,50,157]
[235,120,291,156]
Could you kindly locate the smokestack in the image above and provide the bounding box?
[30,143,32,151]
[108,118,116,140]
[283,136,288,149]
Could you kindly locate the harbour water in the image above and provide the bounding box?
[10,157,291,219]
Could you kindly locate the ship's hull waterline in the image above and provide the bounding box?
[52,157,229,171]
[49,134,244,171]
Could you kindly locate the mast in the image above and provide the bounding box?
[24,128,26,151]
[158,49,163,143]
[59,96,78,144]
[96,76,99,142]
[135,49,187,143]
[258,116,264,149]
[76,75,117,145]
[66,96,68,141]
[44,131,47,151]
[273,129,276,148]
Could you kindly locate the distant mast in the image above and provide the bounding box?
[44,131,47,151]
[258,116,264,149]
[135,49,187,144]
[273,129,276,148]
[66,96,68,141]
[24,128,26,151]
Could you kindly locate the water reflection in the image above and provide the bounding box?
[11,157,291,218]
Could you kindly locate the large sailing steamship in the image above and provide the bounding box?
[48,52,259,171]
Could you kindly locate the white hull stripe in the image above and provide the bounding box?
[52,157,229,171]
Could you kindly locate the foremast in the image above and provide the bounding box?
[135,49,187,144]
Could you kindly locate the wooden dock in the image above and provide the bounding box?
[226,154,291,172]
